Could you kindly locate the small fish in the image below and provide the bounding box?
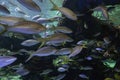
[16,67,30,76]
[79,74,89,79]
[36,17,63,23]
[26,46,57,61]
[49,0,77,20]
[0,4,10,14]
[17,0,41,12]
[68,45,83,58]
[0,56,17,68]
[21,39,40,47]
[92,6,109,20]
[52,74,66,80]
[85,56,93,61]
[46,33,73,45]
[57,67,68,72]
[55,48,72,55]
[8,21,46,34]
[54,26,73,34]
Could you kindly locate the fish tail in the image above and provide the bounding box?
[49,0,58,10]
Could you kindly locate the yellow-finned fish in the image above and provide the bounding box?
[49,0,77,21]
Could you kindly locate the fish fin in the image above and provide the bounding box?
[39,41,45,48]
[49,0,58,10]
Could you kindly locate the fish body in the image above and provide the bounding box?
[8,21,46,34]
[17,0,41,12]
[46,33,73,45]
[50,0,77,21]
[26,46,57,61]
[55,48,72,55]
[68,45,83,58]
[92,6,109,20]
[54,26,73,34]
[0,16,25,26]
[0,56,17,68]
[21,39,40,46]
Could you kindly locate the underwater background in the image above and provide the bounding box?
[0,0,120,80]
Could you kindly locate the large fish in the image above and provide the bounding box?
[0,56,17,68]
[17,0,41,12]
[8,21,46,34]
[49,0,77,21]
[0,4,10,14]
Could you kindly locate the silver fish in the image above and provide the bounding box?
[21,39,40,47]
[46,33,73,45]
[16,67,30,76]
[8,21,46,34]
[52,74,66,80]
[68,45,83,58]
[54,26,73,34]
[0,16,25,26]
[0,56,17,68]
[55,48,72,55]
[79,74,89,79]
[26,46,57,61]
[17,0,41,12]
[50,0,77,21]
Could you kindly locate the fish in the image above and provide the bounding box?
[21,39,40,47]
[79,74,89,79]
[0,4,10,14]
[26,46,57,61]
[68,45,83,58]
[17,0,41,12]
[85,56,93,61]
[55,48,72,55]
[46,33,73,45]
[53,26,73,34]
[52,74,66,80]
[16,66,30,76]
[49,0,77,21]
[57,67,68,72]
[36,16,63,23]
[0,16,25,26]
[0,56,17,68]
[92,6,109,20]
[8,21,46,34]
